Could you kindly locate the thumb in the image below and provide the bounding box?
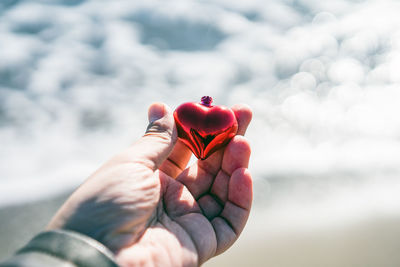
[127,102,177,171]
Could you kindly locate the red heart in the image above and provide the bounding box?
[173,96,238,160]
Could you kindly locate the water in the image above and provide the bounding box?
[1,0,400,229]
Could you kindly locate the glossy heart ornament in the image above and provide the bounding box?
[174,96,238,160]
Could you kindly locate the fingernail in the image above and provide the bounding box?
[148,103,166,123]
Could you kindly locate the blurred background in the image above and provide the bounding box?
[1,0,400,266]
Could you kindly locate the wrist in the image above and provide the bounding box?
[14,230,119,267]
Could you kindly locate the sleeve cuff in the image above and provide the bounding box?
[16,230,119,267]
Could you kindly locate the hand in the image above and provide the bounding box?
[47,102,253,267]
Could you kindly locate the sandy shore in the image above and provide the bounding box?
[206,213,400,267]
[2,193,400,267]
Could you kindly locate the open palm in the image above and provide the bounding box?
[48,103,252,267]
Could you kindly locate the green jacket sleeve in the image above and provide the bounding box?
[0,230,119,267]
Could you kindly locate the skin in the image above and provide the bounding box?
[47,102,253,267]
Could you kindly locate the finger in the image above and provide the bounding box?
[195,104,252,178]
[212,168,253,255]
[159,139,192,178]
[210,136,251,204]
[113,103,177,171]
[221,135,251,176]
[232,103,253,136]
[226,168,253,211]
[177,135,250,201]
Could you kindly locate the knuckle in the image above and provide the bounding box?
[145,121,173,138]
